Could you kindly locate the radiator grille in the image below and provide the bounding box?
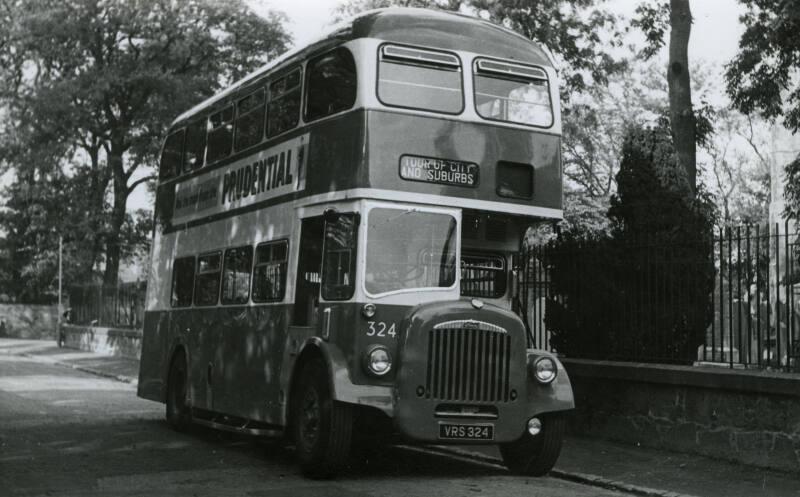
[424,321,511,402]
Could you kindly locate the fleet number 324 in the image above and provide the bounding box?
[366,321,396,338]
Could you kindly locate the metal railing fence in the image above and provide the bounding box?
[516,221,799,372]
[66,282,146,329]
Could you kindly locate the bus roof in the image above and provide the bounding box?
[172,7,552,127]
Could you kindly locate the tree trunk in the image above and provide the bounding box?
[668,0,696,194]
[102,149,128,287]
[84,144,109,283]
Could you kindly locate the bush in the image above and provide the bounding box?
[545,126,716,363]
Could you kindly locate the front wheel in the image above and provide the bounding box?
[292,357,353,478]
[500,414,566,476]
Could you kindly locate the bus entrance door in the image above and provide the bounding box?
[293,216,324,327]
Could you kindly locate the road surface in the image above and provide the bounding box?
[0,352,631,497]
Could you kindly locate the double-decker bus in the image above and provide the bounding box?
[138,7,574,478]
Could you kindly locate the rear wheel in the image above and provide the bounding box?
[500,414,566,476]
[292,357,353,478]
[166,352,191,431]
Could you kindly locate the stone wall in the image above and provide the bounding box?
[563,358,800,473]
[0,304,58,339]
[61,324,142,360]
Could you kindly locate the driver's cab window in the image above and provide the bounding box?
[322,213,358,300]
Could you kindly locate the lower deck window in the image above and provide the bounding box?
[222,246,253,305]
[171,257,195,307]
[194,252,221,306]
[253,240,288,302]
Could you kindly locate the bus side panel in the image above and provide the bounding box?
[172,307,216,411]
[137,310,171,403]
[212,305,292,424]
[304,110,368,193]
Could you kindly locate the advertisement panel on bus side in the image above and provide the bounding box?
[172,133,309,225]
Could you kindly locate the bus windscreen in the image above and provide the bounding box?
[365,208,457,295]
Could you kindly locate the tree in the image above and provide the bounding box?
[0,169,91,302]
[336,0,625,98]
[561,54,724,235]
[667,0,696,192]
[561,60,667,209]
[725,0,800,224]
[632,0,697,194]
[725,0,800,134]
[0,0,290,286]
[468,0,626,96]
[786,157,800,221]
[334,0,461,18]
[547,125,716,363]
[705,111,771,226]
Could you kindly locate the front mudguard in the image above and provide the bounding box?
[524,350,575,417]
[282,336,394,426]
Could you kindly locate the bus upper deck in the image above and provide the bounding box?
[156,8,562,233]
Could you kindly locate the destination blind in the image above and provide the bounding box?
[399,154,479,188]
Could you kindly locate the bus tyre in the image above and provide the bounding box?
[500,414,566,476]
[292,358,353,478]
[166,353,191,432]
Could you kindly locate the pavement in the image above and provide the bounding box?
[2,337,800,497]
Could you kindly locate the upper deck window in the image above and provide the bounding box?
[305,47,357,122]
[207,105,234,163]
[377,44,463,115]
[183,119,207,172]
[159,129,184,179]
[234,89,266,151]
[473,58,553,128]
[267,68,301,137]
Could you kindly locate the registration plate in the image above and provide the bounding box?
[438,423,494,441]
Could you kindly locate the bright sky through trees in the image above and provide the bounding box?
[254,0,744,64]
